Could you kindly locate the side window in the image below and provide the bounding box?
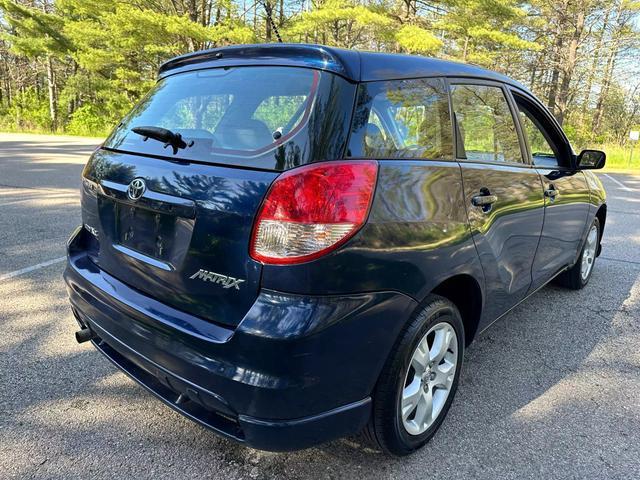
[450,84,523,164]
[347,78,453,160]
[514,96,565,168]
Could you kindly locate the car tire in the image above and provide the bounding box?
[556,217,600,290]
[364,294,464,456]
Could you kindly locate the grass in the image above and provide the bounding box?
[0,129,105,142]
[593,144,640,172]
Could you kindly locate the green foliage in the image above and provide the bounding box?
[0,0,72,58]
[591,143,639,171]
[436,0,540,66]
[0,87,52,131]
[0,0,257,134]
[66,104,112,136]
[253,96,307,132]
[0,0,637,144]
[396,25,442,55]
[284,0,394,48]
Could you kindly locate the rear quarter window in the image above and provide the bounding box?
[347,78,453,160]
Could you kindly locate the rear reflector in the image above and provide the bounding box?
[250,160,378,265]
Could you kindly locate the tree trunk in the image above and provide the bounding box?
[556,9,585,126]
[592,2,624,132]
[200,0,208,26]
[582,5,612,112]
[187,0,198,22]
[6,73,11,107]
[546,22,564,115]
[253,2,257,31]
[265,1,272,41]
[528,59,538,90]
[592,52,618,132]
[0,55,7,107]
[45,55,57,131]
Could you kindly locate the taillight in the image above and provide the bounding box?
[250,160,378,265]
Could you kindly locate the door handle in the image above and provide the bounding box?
[471,193,498,207]
[471,188,498,214]
[544,185,559,200]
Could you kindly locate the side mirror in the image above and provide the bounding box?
[577,149,606,170]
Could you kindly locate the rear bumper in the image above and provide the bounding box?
[86,320,372,451]
[65,227,417,451]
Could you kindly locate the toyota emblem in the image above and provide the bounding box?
[127,178,146,201]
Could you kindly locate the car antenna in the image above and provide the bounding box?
[261,1,283,43]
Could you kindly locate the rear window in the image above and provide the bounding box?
[104,66,355,170]
[347,78,453,160]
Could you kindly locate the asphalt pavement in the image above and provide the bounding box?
[1,132,639,479]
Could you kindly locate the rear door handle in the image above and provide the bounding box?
[471,193,498,207]
[544,185,559,200]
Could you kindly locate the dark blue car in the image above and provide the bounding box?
[65,44,607,455]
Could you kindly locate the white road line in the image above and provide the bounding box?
[603,174,632,191]
[0,256,66,282]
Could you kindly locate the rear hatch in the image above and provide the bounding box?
[82,66,354,327]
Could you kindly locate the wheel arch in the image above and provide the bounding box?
[426,274,484,347]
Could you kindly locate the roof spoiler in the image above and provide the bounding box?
[158,43,361,81]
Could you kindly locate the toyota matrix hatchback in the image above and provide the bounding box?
[65,44,607,455]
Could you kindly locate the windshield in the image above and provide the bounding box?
[104,66,355,170]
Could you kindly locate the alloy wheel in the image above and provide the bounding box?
[581,225,598,281]
[400,322,458,436]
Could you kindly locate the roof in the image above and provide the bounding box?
[159,43,530,92]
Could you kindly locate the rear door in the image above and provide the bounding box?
[511,90,591,291]
[450,80,545,321]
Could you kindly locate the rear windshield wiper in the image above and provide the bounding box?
[132,126,193,155]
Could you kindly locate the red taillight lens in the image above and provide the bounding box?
[250,160,378,265]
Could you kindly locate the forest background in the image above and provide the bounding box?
[1,0,639,168]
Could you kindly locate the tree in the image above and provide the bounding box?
[0,0,637,143]
[1,0,72,130]
[436,0,540,67]
[284,0,394,48]
[592,0,640,133]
